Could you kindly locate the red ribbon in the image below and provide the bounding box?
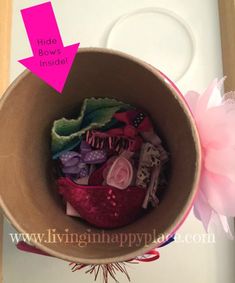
[135,250,160,262]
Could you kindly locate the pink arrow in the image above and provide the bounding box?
[19,2,80,93]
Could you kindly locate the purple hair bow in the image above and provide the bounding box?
[60,141,107,178]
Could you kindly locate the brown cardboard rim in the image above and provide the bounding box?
[0,48,201,264]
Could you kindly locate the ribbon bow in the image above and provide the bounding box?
[60,141,107,178]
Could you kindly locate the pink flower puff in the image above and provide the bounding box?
[185,78,235,237]
[104,156,133,189]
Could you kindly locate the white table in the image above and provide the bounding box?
[3,0,235,282]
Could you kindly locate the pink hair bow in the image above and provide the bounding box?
[185,78,235,237]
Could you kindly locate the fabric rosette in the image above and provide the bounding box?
[104,156,134,189]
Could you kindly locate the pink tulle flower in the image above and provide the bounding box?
[185,79,235,237]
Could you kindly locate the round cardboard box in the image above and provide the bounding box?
[0,48,201,264]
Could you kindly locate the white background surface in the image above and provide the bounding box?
[3,0,235,282]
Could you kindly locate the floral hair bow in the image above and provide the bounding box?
[185,78,235,238]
